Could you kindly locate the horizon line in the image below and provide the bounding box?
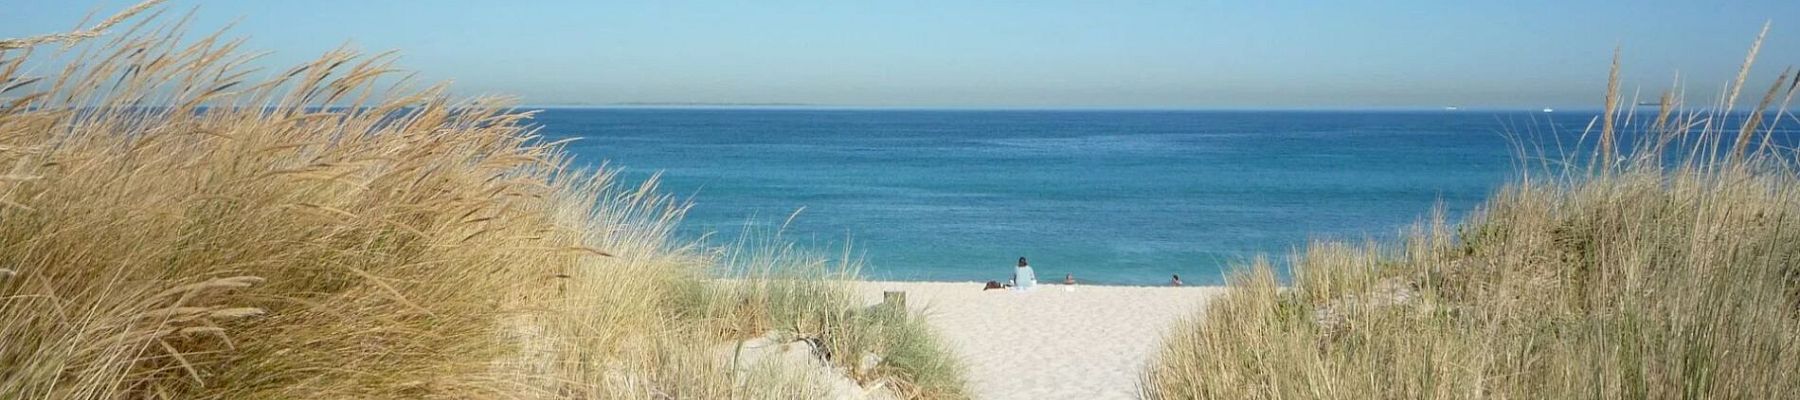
[520,104,1616,112]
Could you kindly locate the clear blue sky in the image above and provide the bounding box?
[3,1,1796,108]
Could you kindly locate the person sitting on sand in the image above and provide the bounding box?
[1013,257,1038,291]
[1171,274,1183,287]
[1063,273,1075,285]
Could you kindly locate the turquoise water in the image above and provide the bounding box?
[533,109,1589,285]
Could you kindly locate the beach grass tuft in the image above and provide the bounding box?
[1142,29,1800,399]
[0,3,965,399]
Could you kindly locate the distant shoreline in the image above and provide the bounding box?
[720,277,1225,288]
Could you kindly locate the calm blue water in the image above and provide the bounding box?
[529,109,1603,285]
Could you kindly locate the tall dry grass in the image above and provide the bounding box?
[1,3,965,399]
[1143,28,1800,399]
[698,233,968,399]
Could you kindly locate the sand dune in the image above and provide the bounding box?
[859,281,1224,400]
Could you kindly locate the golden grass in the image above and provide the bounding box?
[0,3,966,399]
[1143,29,1800,399]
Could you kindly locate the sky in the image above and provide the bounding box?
[2,1,1797,109]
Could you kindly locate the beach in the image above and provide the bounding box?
[858,281,1225,399]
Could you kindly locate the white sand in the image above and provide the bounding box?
[858,281,1225,400]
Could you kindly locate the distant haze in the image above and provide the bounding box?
[4,0,1798,109]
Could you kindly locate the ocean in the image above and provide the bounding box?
[530,108,1610,285]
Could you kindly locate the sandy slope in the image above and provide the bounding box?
[858,281,1224,400]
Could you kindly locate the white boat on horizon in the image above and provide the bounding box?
[1542,108,1555,113]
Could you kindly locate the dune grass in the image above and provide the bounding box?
[1143,29,1800,399]
[0,3,965,399]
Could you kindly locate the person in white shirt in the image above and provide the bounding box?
[1013,257,1038,291]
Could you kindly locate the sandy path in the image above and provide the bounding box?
[858,281,1224,400]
